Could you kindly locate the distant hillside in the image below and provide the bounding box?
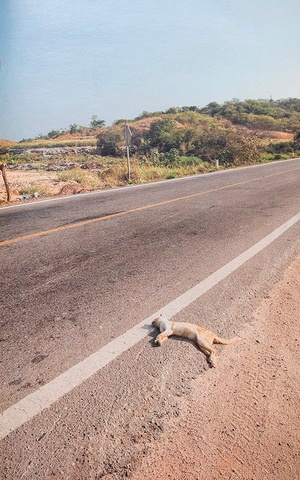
[130,97,300,131]
[1,98,300,167]
[95,99,300,165]
[0,139,16,149]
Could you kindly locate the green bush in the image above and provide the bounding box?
[166,172,177,179]
[97,129,122,156]
[175,155,203,166]
[266,141,294,154]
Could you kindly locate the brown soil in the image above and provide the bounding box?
[130,256,300,480]
[0,170,88,204]
[237,128,294,141]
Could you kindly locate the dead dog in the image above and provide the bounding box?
[152,314,240,367]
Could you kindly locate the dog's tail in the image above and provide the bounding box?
[213,335,241,345]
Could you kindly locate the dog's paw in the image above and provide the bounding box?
[208,356,216,368]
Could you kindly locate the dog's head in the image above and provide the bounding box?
[152,314,169,328]
[152,315,162,328]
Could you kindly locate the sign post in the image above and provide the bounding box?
[124,123,132,181]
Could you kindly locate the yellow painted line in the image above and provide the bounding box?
[1,167,300,248]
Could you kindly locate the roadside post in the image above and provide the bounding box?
[124,123,132,181]
[0,163,11,202]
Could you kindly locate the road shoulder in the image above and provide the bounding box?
[130,255,300,480]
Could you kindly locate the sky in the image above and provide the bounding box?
[0,0,300,141]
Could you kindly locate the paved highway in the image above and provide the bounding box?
[1,159,300,478]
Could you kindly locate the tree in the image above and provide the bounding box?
[165,107,182,114]
[90,115,105,129]
[146,118,183,152]
[294,130,300,144]
[97,129,121,156]
[183,128,197,153]
[200,102,222,116]
[69,124,82,134]
[47,129,64,139]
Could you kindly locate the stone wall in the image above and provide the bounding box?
[9,146,98,156]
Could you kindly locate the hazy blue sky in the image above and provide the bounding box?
[1,0,299,140]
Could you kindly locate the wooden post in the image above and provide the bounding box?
[0,163,11,202]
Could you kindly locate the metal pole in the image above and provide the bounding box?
[124,123,132,182]
[126,145,131,181]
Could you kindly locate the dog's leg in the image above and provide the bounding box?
[155,328,173,346]
[155,330,173,346]
[196,335,216,367]
[153,317,174,346]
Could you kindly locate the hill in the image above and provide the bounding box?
[95,99,300,165]
[1,98,300,204]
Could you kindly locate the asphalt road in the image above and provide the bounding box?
[1,158,300,479]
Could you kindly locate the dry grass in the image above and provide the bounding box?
[13,139,98,149]
[96,159,214,187]
[0,158,217,204]
[56,168,102,187]
[3,149,295,205]
[18,183,51,198]
[0,139,17,149]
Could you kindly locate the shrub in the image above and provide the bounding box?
[266,141,294,154]
[175,155,203,166]
[166,173,177,179]
[97,130,122,156]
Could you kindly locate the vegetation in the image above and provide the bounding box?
[7,138,98,150]
[97,129,122,156]
[95,99,300,167]
[18,183,51,198]
[16,115,105,143]
[1,98,300,202]
[90,115,105,129]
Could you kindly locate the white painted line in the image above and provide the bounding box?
[1,211,300,440]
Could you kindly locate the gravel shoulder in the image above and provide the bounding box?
[130,255,300,480]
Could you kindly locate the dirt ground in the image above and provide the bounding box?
[0,170,87,204]
[130,256,300,480]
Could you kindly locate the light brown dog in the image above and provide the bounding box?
[152,314,240,367]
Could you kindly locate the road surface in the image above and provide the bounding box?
[1,159,300,478]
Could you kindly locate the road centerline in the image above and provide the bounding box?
[1,210,300,440]
[1,166,300,247]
